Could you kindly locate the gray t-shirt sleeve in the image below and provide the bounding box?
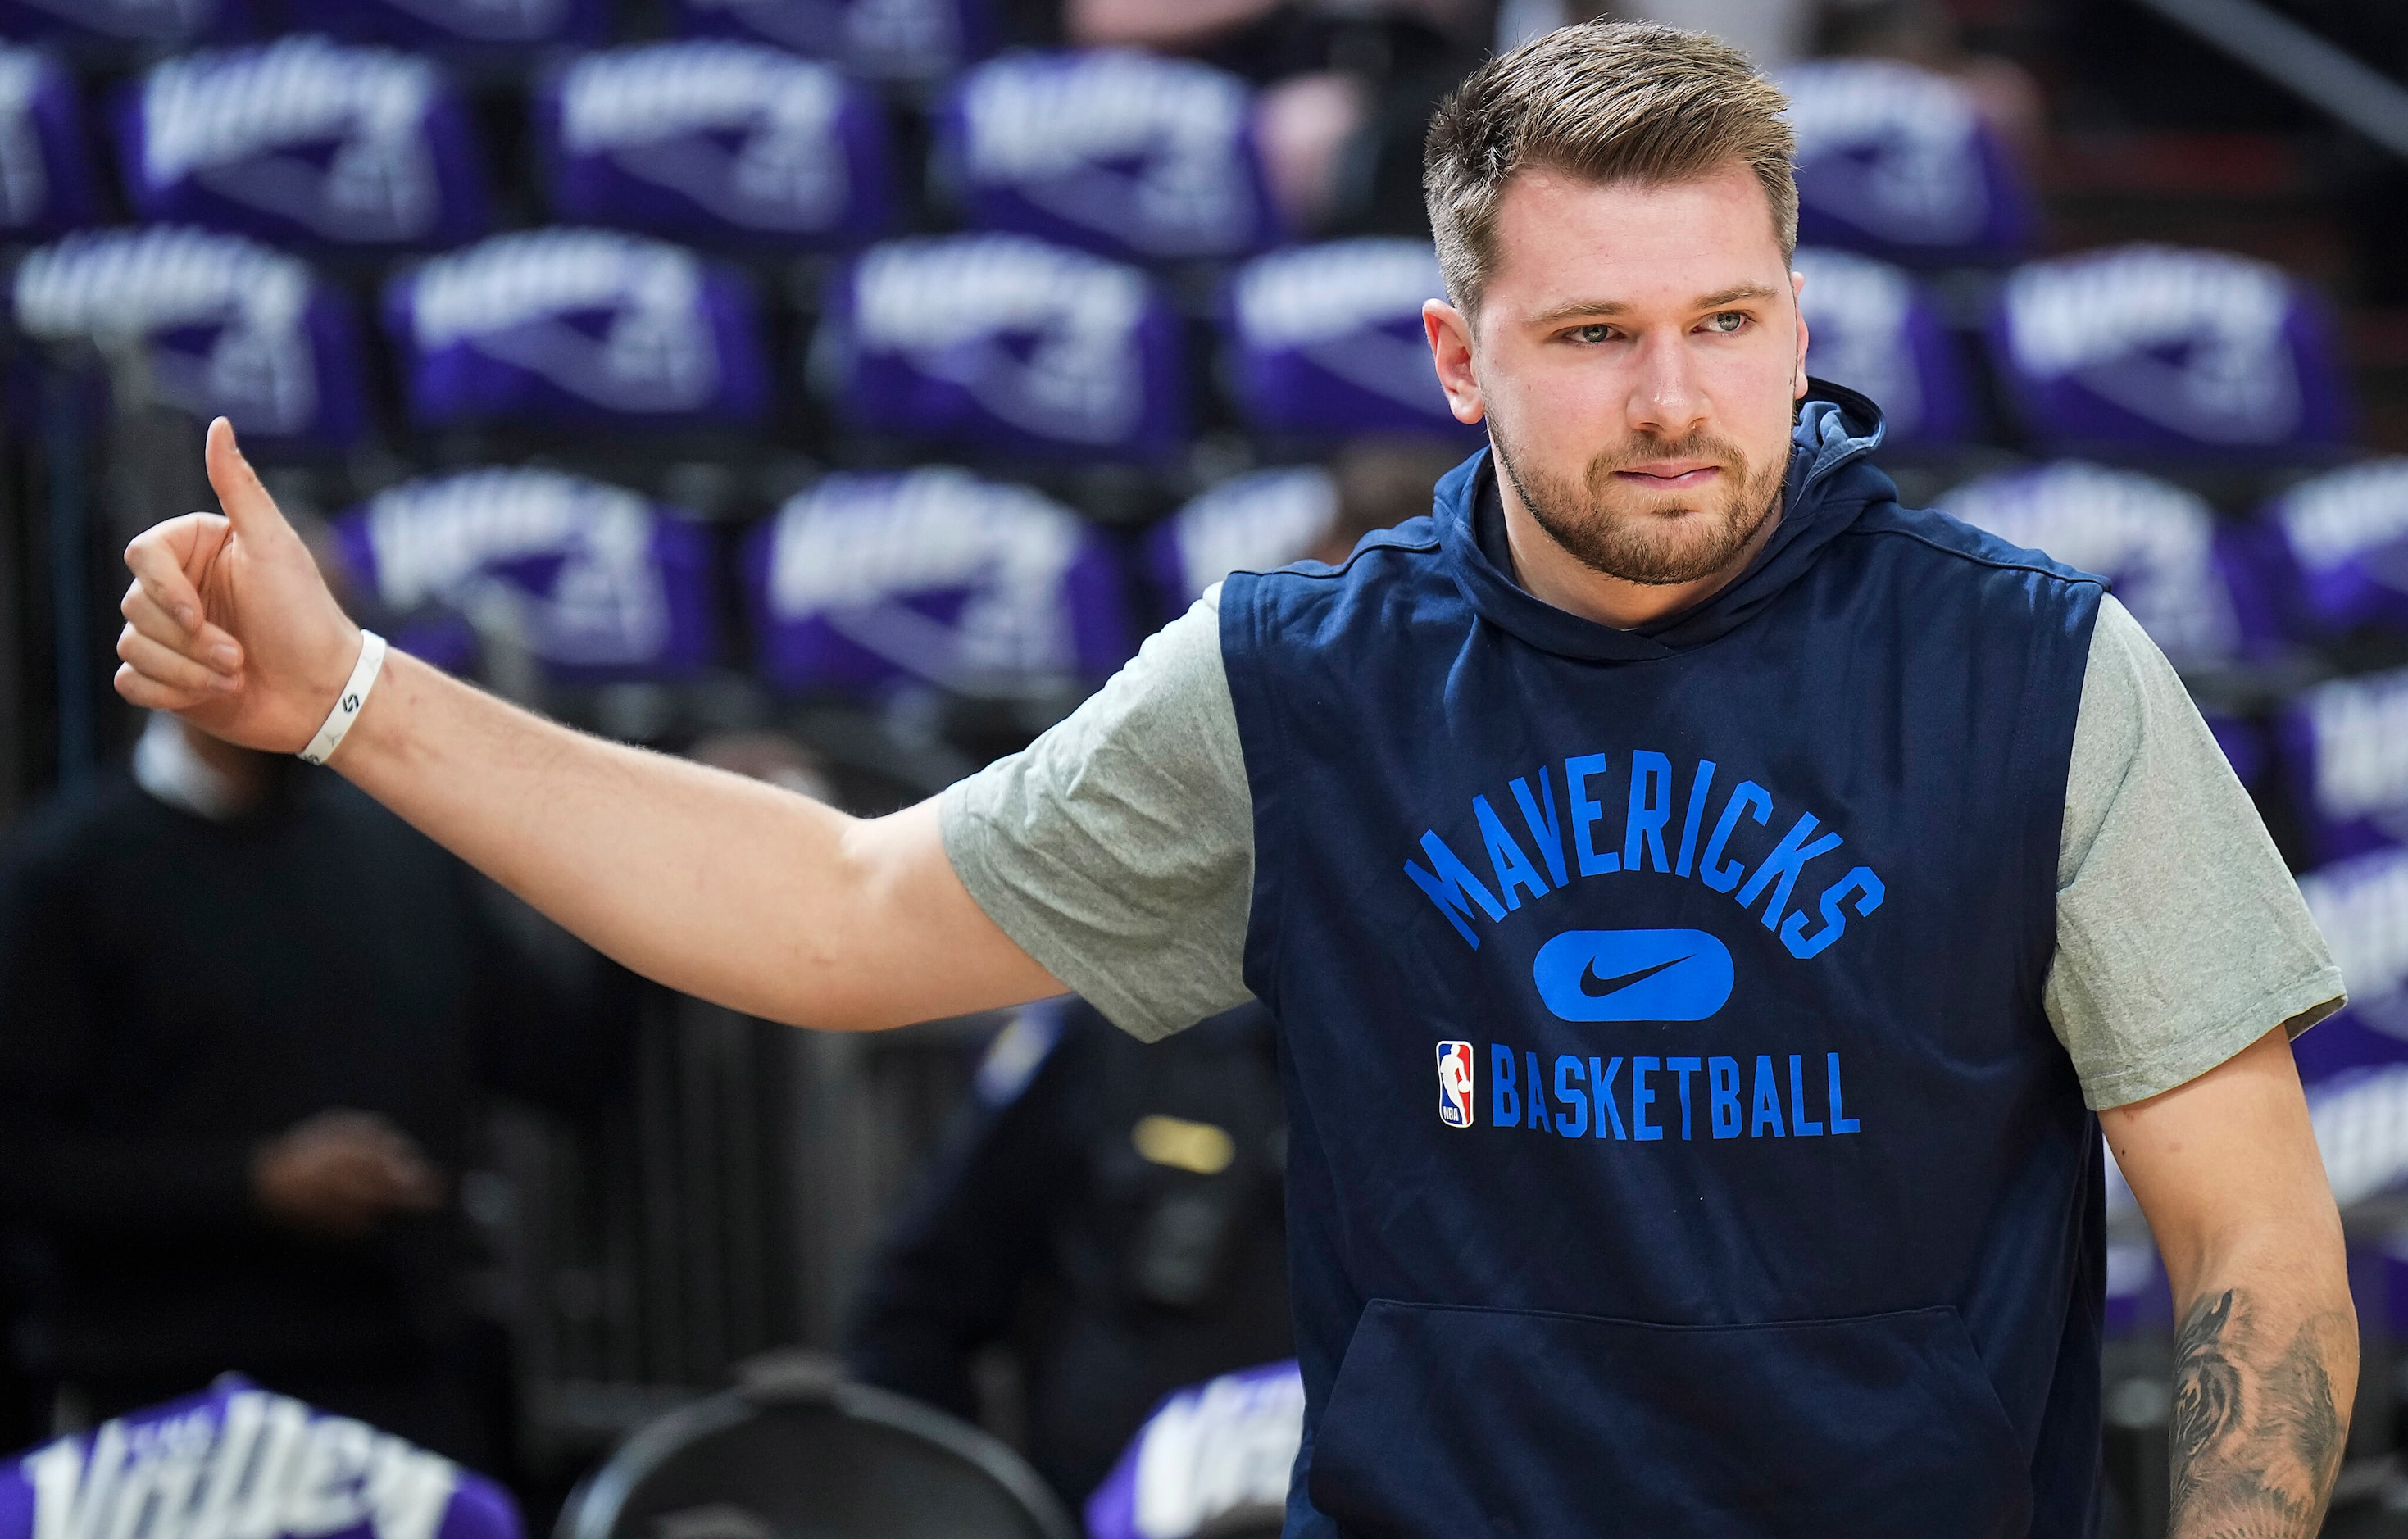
[2047,595,2346,1109]
[939,588,1254,1041]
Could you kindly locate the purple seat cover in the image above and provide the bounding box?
[1938,461,2252,667]
[2276,665,2408,865]
[1779,58,2034,269]
[537,42,889,250]
[747,466,1130,697]
[284,0,603,48]
[2290,847,2408,1084]
[0,48,98,234]
[1147,465,1336,612]
[331,466,716,680]
[938,49,1278,264]
[1992,244,2351,456]
[1223,239,1481,443]
[0,1377,520,1539]
[672,0,990,85]
[385,228,770,429]
[2259,458,2408,637]
[1792,247,1974,444]
[1084,1360,1303,1539]
[116,37,488,250]
[12,225,368,446]
[0,0,246,48]
[822,233,1184,459]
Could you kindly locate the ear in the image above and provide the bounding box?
[1790,268,1810,401]
[1423,298,1485,425]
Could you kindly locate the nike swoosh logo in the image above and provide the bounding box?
[1578,954,1690,999]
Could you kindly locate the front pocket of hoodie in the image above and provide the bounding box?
[1308,1298,2031,1539]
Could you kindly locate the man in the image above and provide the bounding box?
[0,710,625,1468]
[112,21,2350,1537]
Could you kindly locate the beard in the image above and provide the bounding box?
[1489,413,1788,588]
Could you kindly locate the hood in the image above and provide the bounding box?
[1433,379,1895,662]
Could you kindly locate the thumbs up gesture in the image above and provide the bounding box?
[115,418,366,755]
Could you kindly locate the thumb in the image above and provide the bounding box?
[205,417,291,543]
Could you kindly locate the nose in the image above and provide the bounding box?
[1624,329,1711,440]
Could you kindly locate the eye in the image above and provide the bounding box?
[1566,323,1617,344]
[1704,311,1749,334]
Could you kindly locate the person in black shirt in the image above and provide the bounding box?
[0,712,628,1469]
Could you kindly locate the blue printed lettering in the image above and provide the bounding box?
[1788,1054,1824,1136]
[1708,1056,1741,1138]
[1623,751,1674,873]
[1590,1056,1627,1139]
[1751,1054,1784,1137]
[1406,832,1504,947]
[1782,866,1887,960]
[1565,754,1620,876]
[1737,814,1845,931]
[1699,780,1772,893]
[1524,1051,1552,1132]
[1632,1056,1662,1141]
[1828,1053,1860,1134]
[1668,1056,1702,1140]
[1491,1043,1518,1126]
[1674,760,1717,878]
[1478,797,1549,910]
[1554,1054,1588,1137]
[1511,770,1569,888]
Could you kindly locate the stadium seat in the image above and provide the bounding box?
[2291,846,2408,1083]
[937,49,1279,264]
[1991,244,2351,457]
[384,228,771,429]
[1223,239,1478,443]
[0,0,245,48]
[673,0,989,86]
[11,225,369,446]
[0,47,97,236]
[286,0,604,48]
[1085,1361,1301,1539]
[1791,247,1974,445]
[2256,457,2408,637]
[116,35,488,250]
[556,1354,1074,1539]
[747,465,1130,697]
[1777,57,2034,270]
[1148,465,1336,611]
[330,466,716,680]
[1937,461,2255,667]
[2276,664,2408,865]
[0,1376,523,1539]
[537,41,890,249]
[818,233,1184,459]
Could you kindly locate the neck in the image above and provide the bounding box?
[1495,470,1783,630]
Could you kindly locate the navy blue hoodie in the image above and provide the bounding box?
[1221,389,2106,1538]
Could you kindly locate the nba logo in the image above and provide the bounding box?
[1435,1041,1474,1128]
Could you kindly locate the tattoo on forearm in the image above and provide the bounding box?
[2169,1287,2351,1538]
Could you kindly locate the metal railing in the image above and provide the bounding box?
[2129,0,2408,159]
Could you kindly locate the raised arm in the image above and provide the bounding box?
[2101,1026,2356,1537]
[113,420,1064,1029]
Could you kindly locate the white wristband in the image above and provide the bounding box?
[298,630,388,766]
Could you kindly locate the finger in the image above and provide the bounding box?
[205,418,290,542]
[121,587,241,668]
[117,625,237,695]
[114,664,213,713]
[124,514,226,633]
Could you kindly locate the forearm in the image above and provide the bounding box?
[333,651,1047,1029]
[2164,1236,2356,1537]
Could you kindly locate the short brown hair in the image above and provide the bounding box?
[1423,20,1798,320]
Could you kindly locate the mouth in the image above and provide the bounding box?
[1611,461,1724,491]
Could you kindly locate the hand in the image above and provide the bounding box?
[250,1109,443,1239]
[115,417,364,755]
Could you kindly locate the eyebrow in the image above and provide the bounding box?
[1523,283,1783,327]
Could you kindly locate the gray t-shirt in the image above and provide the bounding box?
[943,590,2343,1110]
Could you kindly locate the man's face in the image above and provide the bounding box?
[1424,160,1808,588]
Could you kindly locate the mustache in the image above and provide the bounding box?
[1588,432,1751,480]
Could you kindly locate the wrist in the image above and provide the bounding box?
[301,629,387,767]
